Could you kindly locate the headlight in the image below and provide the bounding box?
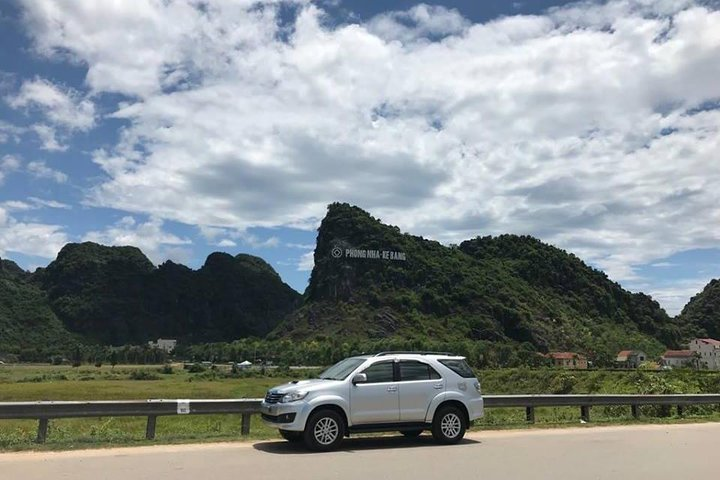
[474,381,481,394]
[280,391,308,403]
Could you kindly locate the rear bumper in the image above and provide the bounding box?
[468,396,484,421]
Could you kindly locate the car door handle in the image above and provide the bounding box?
[433,383,443,389]
[387,386,397,392]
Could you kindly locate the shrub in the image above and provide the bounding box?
[159,364,174,374]
[129,370,161,381]
[187,363,206,373]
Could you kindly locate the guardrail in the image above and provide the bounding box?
[2,394,719,444]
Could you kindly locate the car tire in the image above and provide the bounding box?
[279,429,303,442]
[431,405,466,444]
[401,429,423,438]
[303,409,344,451]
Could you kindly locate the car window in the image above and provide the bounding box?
[362,361,395,383]
[399,360,441,381]
[438,359,475,378]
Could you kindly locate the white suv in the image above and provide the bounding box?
[260,351,484,451]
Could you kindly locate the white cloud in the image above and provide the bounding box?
[366,4,469,42]
[18,0,720,303]
[31,124,66,151]
[297,251,314,271]
[83,216,192,264]
[198,225,280,248]
[26,160,68,183]
[7,77,95,130]
[1,197,71,211]
[0,121,24,144]
[217,239,237,247]
[0,205,69,259]
[0,154,21,184]
[286,242,314,249]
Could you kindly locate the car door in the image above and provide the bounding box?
[398,360,444,422]
[350,360,399,424]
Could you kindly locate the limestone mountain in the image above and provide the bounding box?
[33,243,301,345]
[274,203,684,359]
[678,279,720,339]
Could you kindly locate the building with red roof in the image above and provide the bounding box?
[615,350,646,369]
[545,352,588,369]
[661,350,698,369]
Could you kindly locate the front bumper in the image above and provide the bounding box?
[260,401,309,431]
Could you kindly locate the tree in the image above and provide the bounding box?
[72,344,82,367]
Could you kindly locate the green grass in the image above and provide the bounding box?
[2,364,720,451]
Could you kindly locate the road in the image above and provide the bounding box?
[2,422,718,480]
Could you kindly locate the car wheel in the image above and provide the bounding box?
[401,429,423,438]
[279,429,303,442]
[432,405,466,444]
[303,409,344,451]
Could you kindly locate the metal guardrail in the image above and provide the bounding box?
[2,394,720,444]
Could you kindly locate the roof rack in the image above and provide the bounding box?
[373,351,457,357]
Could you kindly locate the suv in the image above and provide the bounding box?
[260,351,483,450]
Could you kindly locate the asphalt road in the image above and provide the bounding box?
[2,423,718,480]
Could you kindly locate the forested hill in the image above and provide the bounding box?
[273,203,686,360]
[31,243,301,346]
[0,257,78,357]
[677,279,720,339]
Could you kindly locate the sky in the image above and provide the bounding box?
[0,0,719,315]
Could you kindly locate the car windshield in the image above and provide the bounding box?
[318,358,366,381]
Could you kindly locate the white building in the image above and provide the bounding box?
[148,338,177,353]
[689,338,720,370]
[661,350,697,369]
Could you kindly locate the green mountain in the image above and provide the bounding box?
[273,203,683,359]
[677,279,720,339]
[34,243,301,345]
[0,258,77,359]
[34,243,156,345]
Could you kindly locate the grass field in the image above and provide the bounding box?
[2,364,720,451]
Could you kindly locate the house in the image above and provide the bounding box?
[147,338,177,353]
[689,338,720,370]
[661,350,698,369]
[615,350,647,369]
[546,352,588,369]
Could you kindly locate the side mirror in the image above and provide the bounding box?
[352,373,367,385]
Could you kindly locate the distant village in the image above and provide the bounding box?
[146,336,720,371]
[545,338,720,370]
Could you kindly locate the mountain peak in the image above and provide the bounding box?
[678,278,720,338]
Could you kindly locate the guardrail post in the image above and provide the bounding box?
[631,405,639,419]
[580,405,591,422]
[677,405,684,417]
[36,418,49,444]
[526,406,535,423]
[241,413,251,436]
[146,415,157,440]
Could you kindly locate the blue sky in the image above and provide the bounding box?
[1,0,719,314]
